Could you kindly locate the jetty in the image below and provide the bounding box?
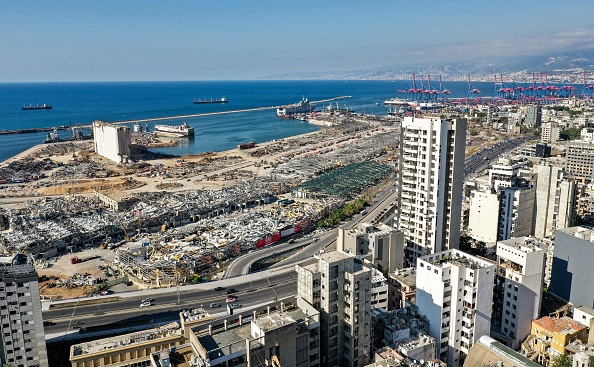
[0,96,351,135]
[89,96,352,127]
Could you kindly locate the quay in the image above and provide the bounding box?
[0,126,70,135]
[0,96,351,135]
[88,96,352,127]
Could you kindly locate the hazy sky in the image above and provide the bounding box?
[2,0,594,82]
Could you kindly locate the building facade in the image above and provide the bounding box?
[296,251,373,366]
[534,161,577,239]
[491,238,545,350]
[415,249,495,367]
[498,185,536,241]
[565,140,594,182]
[0,254,49,367]
[550,226,594,307]
[397,116,467,266]
[526,105,542,127]
[467,188,500,244]
[541,123,560,144]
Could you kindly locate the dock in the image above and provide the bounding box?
[88,96,352,128]
[0,96,351,136]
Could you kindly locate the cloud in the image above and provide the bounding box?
[427,27,594,61]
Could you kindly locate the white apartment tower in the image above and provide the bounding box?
[491,237,545,350]
[0,254,49,367]
[498,185,536,241]
[534,160,577,239]
[397,116,467,266]
[296,251,372,367]
[468,188,500,244]
[416,249,495,367]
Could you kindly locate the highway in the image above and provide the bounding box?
[44,269,296,341]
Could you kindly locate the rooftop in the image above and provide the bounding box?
[576,305,594,317]
[498,237,544,253]
[253,311,296,332]
[391,267,416,287]
[533,316,587,334]
[421,249,494,270]
[71,322,182,357]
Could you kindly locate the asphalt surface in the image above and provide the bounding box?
[44,269,296,340]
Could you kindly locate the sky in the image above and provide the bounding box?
[2,0,594,82]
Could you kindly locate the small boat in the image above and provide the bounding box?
[22,103,52,110]
[193,97,228,104]
[155,122,195,137]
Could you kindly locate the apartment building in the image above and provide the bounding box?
[521,316,588,366]
[550,226,594,308]
[491,238,545,350]
[296,251,373,366]
[534,160,577,239]
[498,185,536,241]
[396,116,467,266]
[0,254,48,367]
[565,140,594,182]
[416,249,495,367]
[467,187,500,244]
[337,222,404,273]
[541,123,560,144]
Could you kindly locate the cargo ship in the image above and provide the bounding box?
[277,97,317,117]
[22,103,52,110]
[193,97,228,104]
[154,122,195,137]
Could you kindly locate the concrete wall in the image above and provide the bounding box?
[550,228,594,308]
[468,190,499,243]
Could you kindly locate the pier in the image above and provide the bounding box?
[0,96,352,135]
[95,96,352,127]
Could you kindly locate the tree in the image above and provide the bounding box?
[550,354,571,367]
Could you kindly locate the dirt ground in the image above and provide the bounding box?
[36,177,145,196]
[37,248,117,299]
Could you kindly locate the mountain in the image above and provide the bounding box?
[264,49,594,83]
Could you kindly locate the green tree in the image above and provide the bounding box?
[550,354,571,367]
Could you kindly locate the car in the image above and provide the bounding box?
[140,301,152,307]
[142,298,153,303]
[213,286,225,292]
[225,288,237,294]
[229,304,242,309]
[226,296,237,303]
[209,303,221,308]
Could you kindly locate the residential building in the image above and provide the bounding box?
[337,223,404,273]
[526,105,543,127]
[550,226,594,308]
[488,159,525,191]
[535,161,578,239]
[565,140,594,182]
[521,316,588,366]
[92,121,131,163]
[387,267,416,310]
[371,269,389,310]
[396,116,467,266]
[296,250,373,366]
[491,237,545,350]
[498,185,536,241]
[463,335,542,367]
[416,249,495,367]
[467,187,500,244]
[364,346,445,367]
[0,254,49,367]
[541,123,560,144]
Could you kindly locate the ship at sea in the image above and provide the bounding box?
[277,97,317,118]
[22,103,52,110]
[154,122,195,137]
[193,97,228,104]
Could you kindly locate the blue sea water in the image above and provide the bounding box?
[0,80,495,162]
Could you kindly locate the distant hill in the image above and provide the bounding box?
[264,49,594,83]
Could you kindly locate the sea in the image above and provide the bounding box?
[0,80,496,162]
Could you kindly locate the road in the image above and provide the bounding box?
[464,137,528,178]
[44,269,297,340]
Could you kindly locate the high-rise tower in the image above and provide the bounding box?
[396,116,467,265]
[0,254,49,367]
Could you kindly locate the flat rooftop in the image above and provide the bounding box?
[498,237,544,253]
[71,322,182,357]
[391,268,416,287]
